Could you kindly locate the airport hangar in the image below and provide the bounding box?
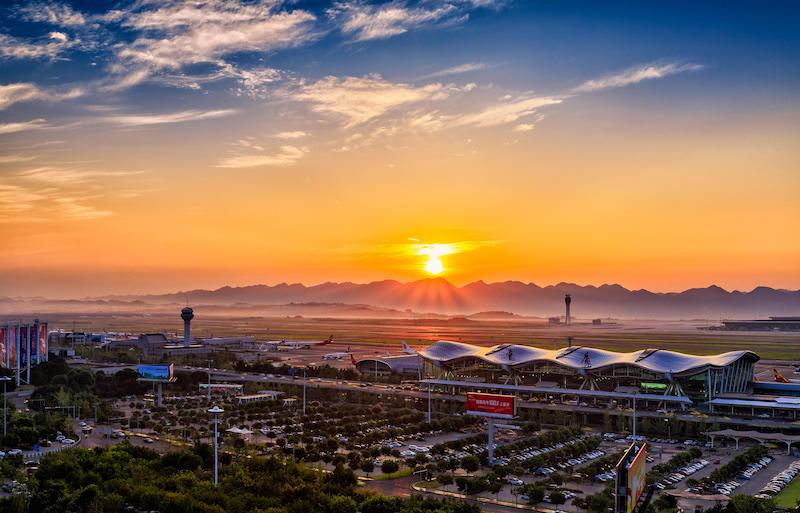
[357,340,800,422]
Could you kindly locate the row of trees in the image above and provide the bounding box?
[703,445,768,486]
[646,447,703,484]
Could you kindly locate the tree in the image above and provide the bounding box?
[360,460,375,476]
[438,474,454,486]
[550,491,566,505]
[360,495,398,513]
[461,455,480,473]
[381,460,400,474]
[328,495,358,513]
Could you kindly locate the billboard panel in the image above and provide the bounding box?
[30,323,38,362]
[0,326,6,369]
[8,325,17,370]
[19,325,29,368]
[466,392,515,419]
[615,443,648,513]
[137,364,175,382]
[38,323,47,363]
[626,444,647,513]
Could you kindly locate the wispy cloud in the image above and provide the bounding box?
[217,145,306,168]
[422,62,488,79]
[55,197,114,220]
[0,119,49,135]
[0,155,37,164]
[0,33,76,60]
[18,166,148,184]
[328,1,461,42]
[0,82,83,111]
[291,74,454,127]
[0,184,46,215]
[15,1,88,27]
[573,61,704,93]
[106,0,317,91]
[105,109,237,127]
[451,95,563,128]
[274,131,309,140]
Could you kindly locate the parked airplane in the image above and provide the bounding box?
[264,336,334,351]
[773,369,800,384]
[323,346,351,360]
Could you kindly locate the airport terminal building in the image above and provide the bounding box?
[418,341,762,410]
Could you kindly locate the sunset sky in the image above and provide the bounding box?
[0,0,798,297]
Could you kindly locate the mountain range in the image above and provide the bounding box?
[77,278,800,319]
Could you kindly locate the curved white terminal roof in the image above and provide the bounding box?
[418,340,758,375]
[356,354,420,373]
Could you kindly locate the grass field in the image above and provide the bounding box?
[775,478,800,508]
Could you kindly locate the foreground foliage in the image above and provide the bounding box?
[0,442,480,513]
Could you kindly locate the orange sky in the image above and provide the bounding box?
[0,1,798,297]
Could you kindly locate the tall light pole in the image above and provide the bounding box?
[303,367,307,416]
[208,405,223,485]
[427,383,432,423]
[632,392,637,439]
[0,376,10,437]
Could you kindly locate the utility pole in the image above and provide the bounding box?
[427,383,432,423]
[208,405,223,485]
[0,376,10,437]
[207,360,212,402]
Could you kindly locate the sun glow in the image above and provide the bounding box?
[424,255,445,274]
[416,243,455,275]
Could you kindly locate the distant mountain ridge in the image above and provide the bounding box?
[92,278,800,319]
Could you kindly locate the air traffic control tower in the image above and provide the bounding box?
[181,306,194,346]
[565,294,572,326]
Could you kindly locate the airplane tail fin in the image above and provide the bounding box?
[774,369,790,383]
[321,335,333,346]
[350,353,357,366]
[401,341,416,354]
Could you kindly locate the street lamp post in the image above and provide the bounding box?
[0,376,10,437]
[208,405,224,485]
[632,392,637,439]
[427,383,432,423]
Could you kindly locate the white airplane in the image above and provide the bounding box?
[323,347,351,360]
[264,335,334,351]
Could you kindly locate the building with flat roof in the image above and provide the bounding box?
[720,317,800,331]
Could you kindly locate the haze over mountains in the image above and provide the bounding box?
[48,278,798,319]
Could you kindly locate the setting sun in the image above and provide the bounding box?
[424,256,445,275]
[416,243,454,275]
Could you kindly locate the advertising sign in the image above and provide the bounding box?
[0,326,6,368]
[38,323,48,363]
[626,444,647,513]
[466,392,515,419]
[615,443,648,513]
[30,323,38,362]
[137,364,175,382]
[19,325,28,368]
[8,325,17,370]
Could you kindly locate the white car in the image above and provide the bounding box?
[61,438,76,445]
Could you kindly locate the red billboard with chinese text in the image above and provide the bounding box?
[466,392,515,418]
